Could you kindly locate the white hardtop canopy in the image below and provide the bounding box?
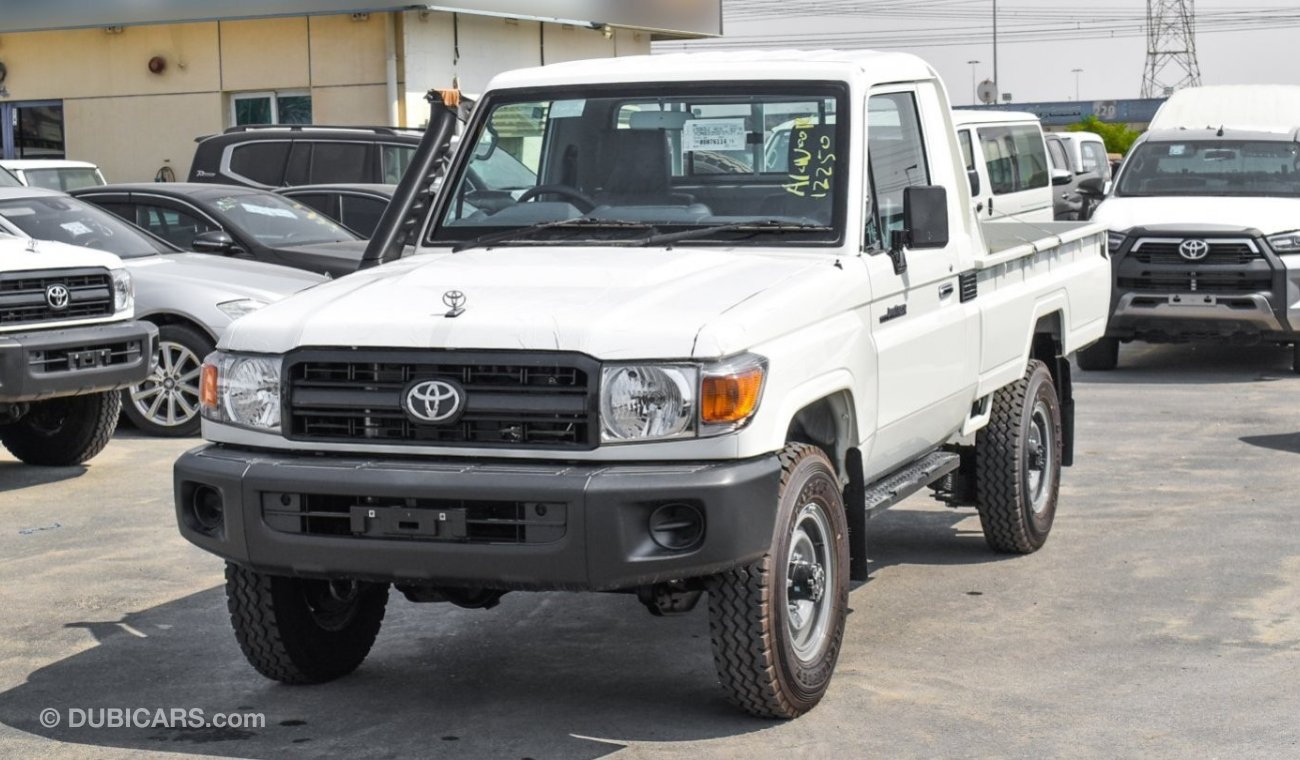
[1150,85,1300,134]
[487,49,940,90]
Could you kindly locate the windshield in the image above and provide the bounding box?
[430,84,847,246]
[24,168,105,192]
[1118,139,1300,197]
[0,166,21,188]
[211,192,358,246]
[0,195,171,258]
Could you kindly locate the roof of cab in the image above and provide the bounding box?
[488,49,939,89]
[951,110,1041,126]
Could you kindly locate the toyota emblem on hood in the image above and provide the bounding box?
[1178,239,1210,261]
[442,289,466,318]
[403,379,465,424]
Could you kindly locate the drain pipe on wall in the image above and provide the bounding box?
[385,12,400,126]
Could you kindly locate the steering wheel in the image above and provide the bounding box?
[515,184,597,212]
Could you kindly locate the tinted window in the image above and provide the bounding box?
[135,203,221,249]
[0,196,170,258]
[211,192,358,245]
[229,142,291,186]
[284,143,312,186]
[1117,140,1300,197]
[310,143,371,184]
[382,144,416,184]
[866,92,930,249]
[339,196,388,237]
[285,193,337,218]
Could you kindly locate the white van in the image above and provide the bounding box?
[953,110,1059,223]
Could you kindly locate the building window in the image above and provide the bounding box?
[231,91,312,127]
[1,101,65,160]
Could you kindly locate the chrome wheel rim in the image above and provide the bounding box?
[130,340,202,428]
[1026,399,1054,514]
[786,501,834,662]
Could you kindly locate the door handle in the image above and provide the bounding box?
[939,283,955,299]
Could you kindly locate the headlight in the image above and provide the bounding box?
[1107,231,1126,255]
[601,364,697,442]
[200,352,282,431]
[111,268,133,313]
[217,298,270,320]
[599,354,768,444]
[1267,231,1300,254]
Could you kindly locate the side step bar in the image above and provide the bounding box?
[847,450,962,582]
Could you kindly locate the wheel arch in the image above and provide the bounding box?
[1029,310,1075,467]
[138,311,218,344]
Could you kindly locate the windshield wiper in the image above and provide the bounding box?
[636,220,832,248]
[451,218,658,253]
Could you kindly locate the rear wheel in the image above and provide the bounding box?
[1076,338,1119,371]
[707,443,849,719]
[975,360,1063,554]
[0,392,121,466]
[225,563,389,684]
[122,324,213,437]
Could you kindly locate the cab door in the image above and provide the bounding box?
[859,86,980,475]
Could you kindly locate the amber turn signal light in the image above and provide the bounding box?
[200,363,219,410]
[701,366,764,424]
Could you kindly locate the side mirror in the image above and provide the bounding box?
[1051,169,1073,187]
[191,229,237,253]
[888,185,950,276]
[1077,176,1106,197]
[966,169,981,197]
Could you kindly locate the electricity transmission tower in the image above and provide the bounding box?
[1141,0,1202,98]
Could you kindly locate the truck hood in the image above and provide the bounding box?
[126,253,326,302]
[222,246,835,359]
[0,235,124,271]
[1093,196,1300,236]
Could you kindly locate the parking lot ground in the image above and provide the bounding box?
[1,342,1299,759]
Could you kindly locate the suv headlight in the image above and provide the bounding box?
[111,268,133,313]
[199,352,282,432]
[217,298,269,320]
[600,354,767,443]
[1267,231,1300,254]
[1107,231,1126,255]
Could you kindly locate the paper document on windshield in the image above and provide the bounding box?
[683,119,747,152]
[240,203,298,219]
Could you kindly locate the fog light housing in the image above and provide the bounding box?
[190,485,225,535]
[648,503,704,552]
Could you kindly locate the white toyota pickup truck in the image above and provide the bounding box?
[1,235,157,465]
[174,51,1110,718]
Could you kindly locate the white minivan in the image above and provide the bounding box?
[953,110,1060,223]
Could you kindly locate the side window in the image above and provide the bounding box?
[229,142,291,186]
[865,92,930,250]
[978,126,1016,195]
[134,203,220,249]
[382,144,416,184]
[92,201,135,223]
[287,193,337,219]
[958,129,976,172]
[1009,126,1049,190]
[1081,141,1107,175]
[310,143,372,184]
[284,143,312,186]
[1047,139,1070,172]
[339,196,388,237]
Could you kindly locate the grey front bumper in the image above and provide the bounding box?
[174,445,782,592]
[0,321,158,403]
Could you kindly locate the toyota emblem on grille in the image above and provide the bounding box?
[45,284,70,310]
[403,379,465,424]
[1178,239,1210,261]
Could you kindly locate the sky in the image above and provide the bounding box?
[653,0,1300,106]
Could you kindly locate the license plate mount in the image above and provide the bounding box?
[349,505,467,540]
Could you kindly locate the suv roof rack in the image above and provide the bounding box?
[220,124,424,136]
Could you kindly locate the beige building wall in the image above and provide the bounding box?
[0,10,669,181]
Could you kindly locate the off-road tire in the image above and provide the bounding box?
[707,443,850,719]
[121,323,214,437]
[1076,338,1119,371]
[225,562,389,685]
[0,391,121,466]
[975,360,1063,554]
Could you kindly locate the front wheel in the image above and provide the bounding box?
[975,360,1063,554]
[707,443,849,719]
[0,392,121,466]
[225,563,389,684]
[122,324,213,437]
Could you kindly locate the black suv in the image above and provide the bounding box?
[188,125,422,189]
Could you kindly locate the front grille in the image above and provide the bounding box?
[28,339,146,374]
[1118,272,1273,295]
[285,350,598,449]
[0,268,114,327]
[261,492,567,544]
[1130,239,1261,265]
